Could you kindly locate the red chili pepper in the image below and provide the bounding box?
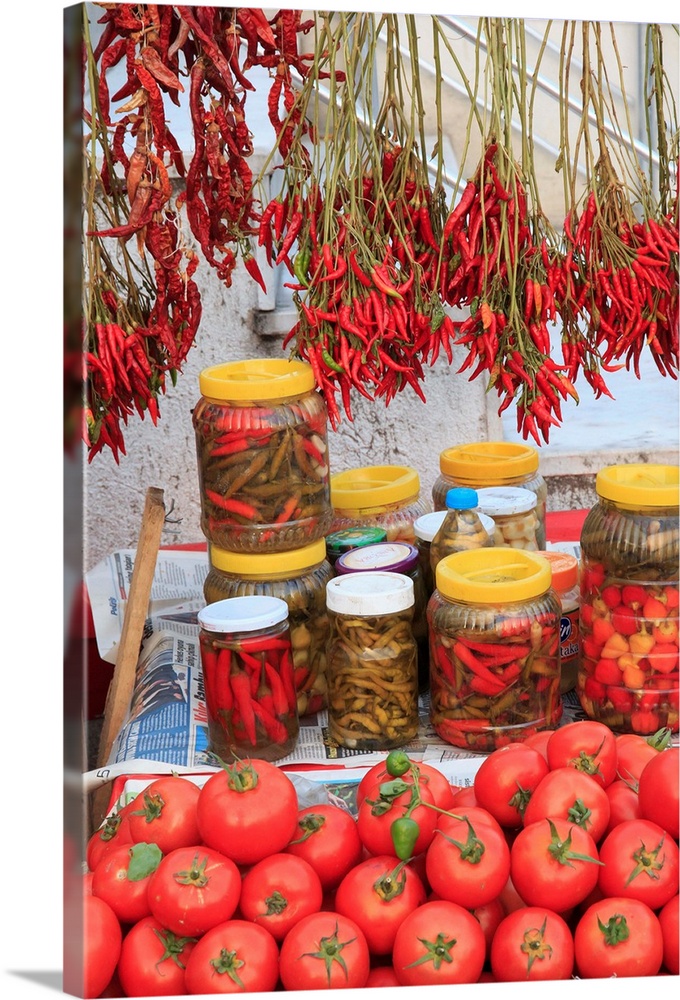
[230,672,257,745]
[204,491,259,519]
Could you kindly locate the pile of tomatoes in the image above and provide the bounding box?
[76,719,679,995]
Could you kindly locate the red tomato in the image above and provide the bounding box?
[574,896,664,978]
[147,845,241,937]
[425,814,511,909]
[498,872,529,914]
[86,806,134,872]
[615,732,666,784]
[521,729,553,761]
[365,964,401,987]
[117,915,197,996]
[546,720,618,787]
[658,893,679,975]
[473,744,550,827]
[82,894,122,998]
[391,899,486,985]
[522,767,611,844]
[127,775,201,853]
[197,758,298,865]
[470,896,506,960]
[279,911,370,990]
[284,803,363,890]
[239,852,323,941]
[604,779,642,835]
[450,784,478,806]
[334,854,426,955]
[490,906,574,981]
[637,747,680,838]
[510,818,601,912]
[357,778,437,857]
[92,841,161,924]
[356,759,456,811]
[597,818,679,910]
[184,919,280,994]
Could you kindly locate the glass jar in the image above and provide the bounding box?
[429,488,495,577]
[432,441,547,549]
[197,596,299,762]
[578,463,679,735]
[193,359,333,552]
[476,487,540,551]
[539,551,580,694]
[326,571,418,750]
[325,526,388,568]
[428,548,562,752]
[335,542,429,693]
[203,539,333,717]
[329,465,431,544]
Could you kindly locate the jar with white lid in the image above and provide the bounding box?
[428,548,562,752]
[476,487,539,550]
[203,539,333,717]
[335,542,429,692]
[578,463,679,734]
[193,358,333,552]
[429,488,495,577]
[432,441,547,549]
[325,572,418,750]
[197,596,299,762]
[329,465,431,544]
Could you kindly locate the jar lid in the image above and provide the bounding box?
[436,548,552,603]
[335,542,419,575]
[198,595,289,632]
[413,510,496,542]
[331,465,421,511]
[325,527,388,557]
[476,486,538,516]
[439,441,539,481]
[198,359,315,402]
[445,487,479,509]
[595,463,680,508]
[209,539,328,576]
[538,550,578,591]
[326,571,415,614]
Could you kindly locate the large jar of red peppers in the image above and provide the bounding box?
[197,596,299,762]
[428,548,562,752]
[193,359,333,552]
[578,463,679,735]
[203,540,333,717]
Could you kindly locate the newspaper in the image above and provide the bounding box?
[84,543,587,792]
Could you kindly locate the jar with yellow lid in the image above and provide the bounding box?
[325,572,418,750]
[428,548,562,752]
[203,539,333,717]
[197,596,299,762]
[432,442,547,549]
[538,551,580,694]
[578,463,679,735]
[329,465,431,544]
[193,359,332,552]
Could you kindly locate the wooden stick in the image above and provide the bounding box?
[96,487,166,768]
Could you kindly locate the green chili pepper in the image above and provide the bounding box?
[385,750,412,777]
[293,247,311,287]
[390,816,420,860]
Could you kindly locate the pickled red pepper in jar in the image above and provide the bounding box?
[428,548,562,752]
[578,463,679,734]
[193,359,332,552]
[197,596,299,762]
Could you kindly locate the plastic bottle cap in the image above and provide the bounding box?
[445,487,479,509]
[325,527,388,556]
[414,510,495,542]
[595,463,680,509]
[209,539,328,577]
[198,595,289,632]
[198,359,315,402]
[326,572,415,614]
[330,465,421,510]
[475,486,538,516]
[537,550,578,591]
[335,542,419,575]
[435,548,552,603]
[439,441,539,481]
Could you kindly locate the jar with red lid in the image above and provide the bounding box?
[428,548,562,752]
[197,596,299,762]
[578,463,679,734]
